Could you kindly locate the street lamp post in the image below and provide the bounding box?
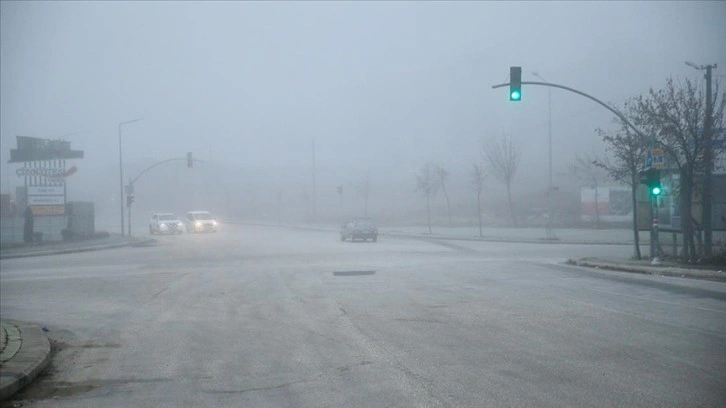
[685,61,717,256]
[532,72,554,238]
[118,118,143,237]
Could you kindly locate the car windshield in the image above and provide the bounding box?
[2,2,724,407]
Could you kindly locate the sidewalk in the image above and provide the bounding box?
[568,257,726,282]
[0,320,51,401]
[0,233,154,259]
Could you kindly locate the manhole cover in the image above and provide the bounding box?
[333,270,376,276]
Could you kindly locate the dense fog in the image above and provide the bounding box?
[2,1,724,230]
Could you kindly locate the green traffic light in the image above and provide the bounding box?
[510,90,521,101]
[652,186,662,195]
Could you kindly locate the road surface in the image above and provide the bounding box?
[1,225,725,407]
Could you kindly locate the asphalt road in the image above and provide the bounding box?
[1,225,725,407]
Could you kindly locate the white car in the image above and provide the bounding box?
[185,211,218,233]
[149,213,184,235]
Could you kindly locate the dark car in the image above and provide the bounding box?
[340,218,378,242]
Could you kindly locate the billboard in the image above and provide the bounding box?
[9,136,83,163]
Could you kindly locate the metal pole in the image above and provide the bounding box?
[547,87,553,238]
[118,118,143,237]
[312,138,316,223]
[703,65,714,256]
[651,196,660,265]
[492,81,652,143]
[119,123,124,237]
[127,178,132,237]
[128,200,132,237]
[532,72,554,238]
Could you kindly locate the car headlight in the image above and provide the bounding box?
[212,220,218,226]
[195,221,202,227]
[160,223,167,228]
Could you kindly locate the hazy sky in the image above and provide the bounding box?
[2,1,725,212]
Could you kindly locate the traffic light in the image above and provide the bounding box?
[639,168,661,196]
[126,194,135,207]
[187,152,193,168]
[510,66,522,101]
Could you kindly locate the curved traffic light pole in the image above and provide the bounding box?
[493,80,662,263]
[491,81,653,142]
[126,156,205,236]
[129,157,205,186]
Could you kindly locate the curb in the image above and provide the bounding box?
[0,238,155,260]
[382,232,637,246]
[568,259,726,282]
[227,222,638,246]
[0,321,51,401]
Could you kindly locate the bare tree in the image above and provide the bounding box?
[482,135,521,227]
[415,161,439,234]
[571,153,608,228]
[629,78,725,261]
[434,164,452,227]
[595,105,650,259]
[470,163,487,237]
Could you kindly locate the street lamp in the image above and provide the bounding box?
[119,118,143,236]
[684,61,717,256]
[532,72,554,238]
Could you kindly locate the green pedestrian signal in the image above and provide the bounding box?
[510,66,522,101]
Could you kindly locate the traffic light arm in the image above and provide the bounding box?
[129,156,205,186]
[492,80,652,143]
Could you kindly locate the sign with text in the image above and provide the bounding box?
[28,186,65,206]
[28,186,64,195]
[28,195,65,205]
[30,205,65,216]
[646,148,664,169]
[16,165,77,178]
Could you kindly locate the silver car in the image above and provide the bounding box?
[185,211,218,233]
[149,213,184,235]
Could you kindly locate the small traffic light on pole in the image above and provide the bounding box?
[187,152,193,168]
[510,66,522,101]
[639,168,661,196]
[126,194,134,207]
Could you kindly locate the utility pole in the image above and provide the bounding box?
[533,72,554,239]
[127,187,132,237]
[118,118,143,236]
[278,188,283,226]
[685,61,717,256]
[119,124,124,237]
[703,64,715,257]
[312,139,317,223]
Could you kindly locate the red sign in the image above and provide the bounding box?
[31,205,65,216]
